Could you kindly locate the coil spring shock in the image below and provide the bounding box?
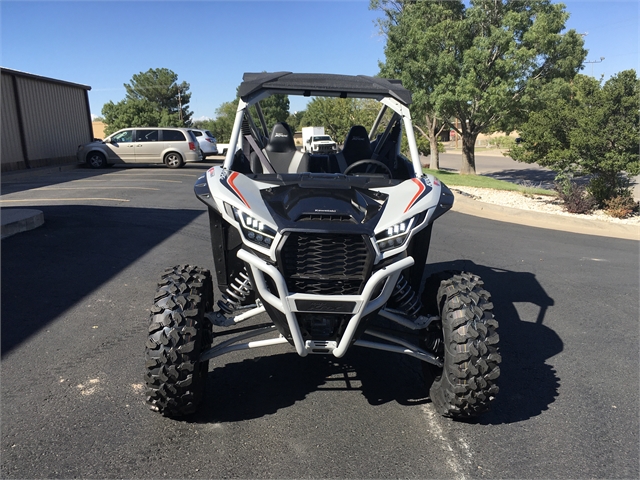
[217,268,253,314]
[391,274,422,318]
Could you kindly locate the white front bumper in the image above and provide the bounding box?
[236,249,414,358]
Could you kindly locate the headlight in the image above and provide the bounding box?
[232,207,277,248]
[375,216,417,252]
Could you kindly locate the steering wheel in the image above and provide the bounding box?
[344,159,392,177]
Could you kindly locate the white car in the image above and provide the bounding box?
[190,129,218,157]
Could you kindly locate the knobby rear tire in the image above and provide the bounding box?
[423,271,501,419]
[144,265,213,417]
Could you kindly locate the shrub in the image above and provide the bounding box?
[489,136,516,149]
[587,173,628,207]
[603,195,639,219]
[555,177,597,214]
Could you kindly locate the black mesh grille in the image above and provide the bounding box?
[281,233,370,295]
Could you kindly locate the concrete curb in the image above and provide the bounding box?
[1,209,44,239]
[452,194,639,241]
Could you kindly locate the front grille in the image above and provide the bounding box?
[280,233,370,295]
[316,144,335,153]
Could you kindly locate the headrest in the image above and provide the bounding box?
[266,123,296,153]
[342,125,371,161]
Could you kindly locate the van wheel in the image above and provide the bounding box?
[164,152,184,168]
[87,152,107,169]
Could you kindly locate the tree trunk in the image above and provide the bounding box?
[429,128,440,170]
[420,114,444,170]
[461,132,478,174]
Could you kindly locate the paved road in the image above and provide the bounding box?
[1,165,638,479]
[434,150,640,200]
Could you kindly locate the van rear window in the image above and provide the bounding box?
[163,130,186,141]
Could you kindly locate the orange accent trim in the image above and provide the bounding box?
[228,171,250,208]
[404,178,425,213]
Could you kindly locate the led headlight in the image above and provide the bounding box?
[232,207,277,248]
[375,216,417,252]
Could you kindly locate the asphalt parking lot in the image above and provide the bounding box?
[1,160,638,479]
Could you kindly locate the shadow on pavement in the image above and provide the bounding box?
[482,168,559,190]
[1,205,204,356]
[426,260,561,425]
[483,168,596,192]
[195,347,427,424]
[190,259,560,425]
[1,168,111,195]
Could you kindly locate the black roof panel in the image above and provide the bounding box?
[238,72,412,105]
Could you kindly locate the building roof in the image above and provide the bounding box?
[1,67,91,90]
[238,72,411,105]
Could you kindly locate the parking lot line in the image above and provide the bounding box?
[36,187,160,191]
[72,178,183,183]
[0,198,130,203]
[107,172,201,178]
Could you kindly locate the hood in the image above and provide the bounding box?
[260,180,388,235]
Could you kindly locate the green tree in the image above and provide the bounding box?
[125,68,192,125]
[510,70,640,204]
[102,68,192,134]
[372,0,586,174]
[102,98,160,135]
[401,129,438,158]
[191,119,215,131]
[301,98,381,143]
[286,110,306,133]
[375,0,462,169]
[200,93,291,143]
[256,94,290,130]
[208,99,239,143]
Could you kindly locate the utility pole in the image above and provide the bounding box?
[584,57,605,76]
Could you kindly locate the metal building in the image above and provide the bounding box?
[1,67,93,172]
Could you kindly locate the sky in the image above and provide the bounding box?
[1,0,638,121]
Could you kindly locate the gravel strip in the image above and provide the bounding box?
[450,186,640,226]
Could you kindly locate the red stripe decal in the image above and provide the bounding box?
[228,171,250,208]
[404,178,425,213]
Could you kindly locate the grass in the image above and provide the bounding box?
[423,168,556,196]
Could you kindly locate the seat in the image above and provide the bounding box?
[334,125,372,172]
[264,122,308,173]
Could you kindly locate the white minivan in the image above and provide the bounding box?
[78,127,203,169]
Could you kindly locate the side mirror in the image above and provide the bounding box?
[103,138,111,144]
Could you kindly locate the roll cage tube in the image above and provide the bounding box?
[223,91,271,169]
[380,97,422,176]
[369,104,388,141]
[224,92,422,177]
